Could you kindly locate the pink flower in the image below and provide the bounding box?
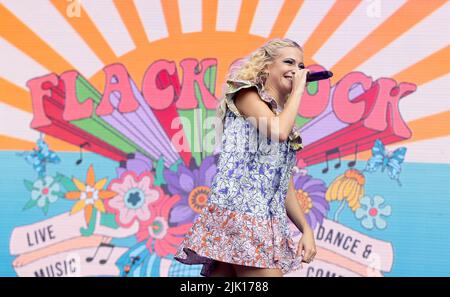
[105,171,160,228]
[136,192,192,257]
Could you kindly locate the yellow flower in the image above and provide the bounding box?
[65,164,117,225]
[326,169,365,211]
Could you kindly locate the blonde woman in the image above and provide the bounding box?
[174,38,316,277]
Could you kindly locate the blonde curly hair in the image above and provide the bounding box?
[215,38,303,127]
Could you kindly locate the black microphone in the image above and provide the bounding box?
[306,71,333,82]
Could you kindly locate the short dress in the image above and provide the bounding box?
[174,78,304,277]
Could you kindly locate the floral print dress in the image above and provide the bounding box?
[174,78,304,277]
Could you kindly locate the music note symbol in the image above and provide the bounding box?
[75,142,90,165]
[86,242,115,265]
[347,143,359,168]
[322,147,341,174]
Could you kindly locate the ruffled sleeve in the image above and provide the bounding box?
[224,79,280,117]
[224,78,303,151]
[224,79,257,117]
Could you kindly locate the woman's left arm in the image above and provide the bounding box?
[285,175,310,233]
[285,175,317,263]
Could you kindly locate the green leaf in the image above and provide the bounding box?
[56,173,77,192]
[42,203,50,215]
[100,212,119,229]
[23,179,34,192]
[23,199,37,211]
[51,191,65,198]
[80,207,97,237]
[154,156,167,186]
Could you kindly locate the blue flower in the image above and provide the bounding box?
[355,195,391,230]
[23,176,63,215]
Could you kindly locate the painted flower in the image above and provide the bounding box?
[326,168,366,222]
[355,195,392,230]
[65,164,117,225]
[163,155,218,225]
[291,174,329,236]
[136,192,192,257]
[105,171,161,228]
[23,176,62,214]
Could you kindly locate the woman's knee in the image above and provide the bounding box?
[208,260,236,277]
[232,264,283,277]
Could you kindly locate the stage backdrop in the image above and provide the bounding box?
[1,0,449,277]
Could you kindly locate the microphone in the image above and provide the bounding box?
[306,71,333,82]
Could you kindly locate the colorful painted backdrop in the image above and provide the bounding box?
[1,0,449,277]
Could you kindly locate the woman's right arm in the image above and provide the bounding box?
[234,69,309,142]
[278,68,309,140]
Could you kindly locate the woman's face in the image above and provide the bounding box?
[264,46,304,97]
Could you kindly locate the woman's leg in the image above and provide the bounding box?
[232,263,283,277]
[208,260,237,277]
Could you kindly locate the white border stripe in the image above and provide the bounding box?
[216,0,241,32]
[81,0,136,56]
[399,73,450,122]
[358,2,450,78]
[2,0,103,77]
[134,0,169,41]
[284,0,335,46]
[250,0,284,38]
[314,0,406,68]
[0,38,49,89]
[178,0,202,33]
[386,136,450,164]
[0,102,40,142]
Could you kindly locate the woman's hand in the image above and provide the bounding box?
[291,68,310,96]
[296,226,317,265]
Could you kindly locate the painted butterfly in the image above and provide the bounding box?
[18,136,61,177]
[363,139,406,186]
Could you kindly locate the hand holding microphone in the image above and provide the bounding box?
[291,68,333,96]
